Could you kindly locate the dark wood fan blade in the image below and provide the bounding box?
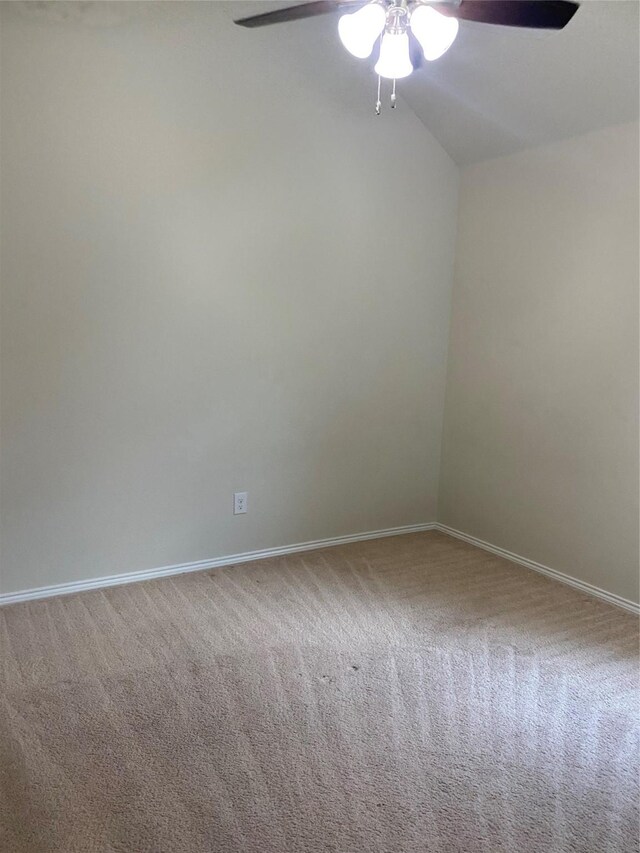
[433,1,579,29]
[234,1,362,28]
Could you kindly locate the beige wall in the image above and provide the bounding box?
[0,3,459,594]
[439,123,640,603]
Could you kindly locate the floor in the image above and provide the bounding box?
[1,531,638,852]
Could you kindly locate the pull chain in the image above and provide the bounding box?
[375,74,382,115]
[391,78,397,109]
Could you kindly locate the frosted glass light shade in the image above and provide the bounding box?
[338,3,386,59]
[374,32,413,79]
[410,5,459,61]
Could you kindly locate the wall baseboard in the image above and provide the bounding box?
[435,523,640,615]
[3,520,637,615]
[0,522,436,606]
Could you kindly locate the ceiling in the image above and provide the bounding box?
[8,1,640,166]
[402,0,639,164]
[226,0,639,165]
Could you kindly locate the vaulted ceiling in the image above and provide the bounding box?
[9,0,640,165]
[401,0,639,164]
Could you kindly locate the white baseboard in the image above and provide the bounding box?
[0,522,436,606]
[435,523,640,616]
[3,520,637,615]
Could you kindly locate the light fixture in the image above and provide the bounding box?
[338,2,386,59]
[374,31,413,79]
[336,1,460,113]
[410,4,459,61]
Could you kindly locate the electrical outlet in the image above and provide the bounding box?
[233,492,248,515]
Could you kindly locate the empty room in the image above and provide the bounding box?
[1,1,638,851]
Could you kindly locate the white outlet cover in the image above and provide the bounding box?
[233,492,248,515]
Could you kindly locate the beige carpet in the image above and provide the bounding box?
[1,531,638,852]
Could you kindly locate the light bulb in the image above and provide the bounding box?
[410,5,459,61]
[374,31,413,79]
[338,3,386,60]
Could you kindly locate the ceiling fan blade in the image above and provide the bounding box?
[234,1,362,28]
[433,1,579,29]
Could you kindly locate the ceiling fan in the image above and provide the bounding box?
[235,1,579,112]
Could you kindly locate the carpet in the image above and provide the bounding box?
[1,531,638,852]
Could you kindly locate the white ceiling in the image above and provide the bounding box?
[402,0,640,164]
[8,1,640,165]
[226,0,639,165]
